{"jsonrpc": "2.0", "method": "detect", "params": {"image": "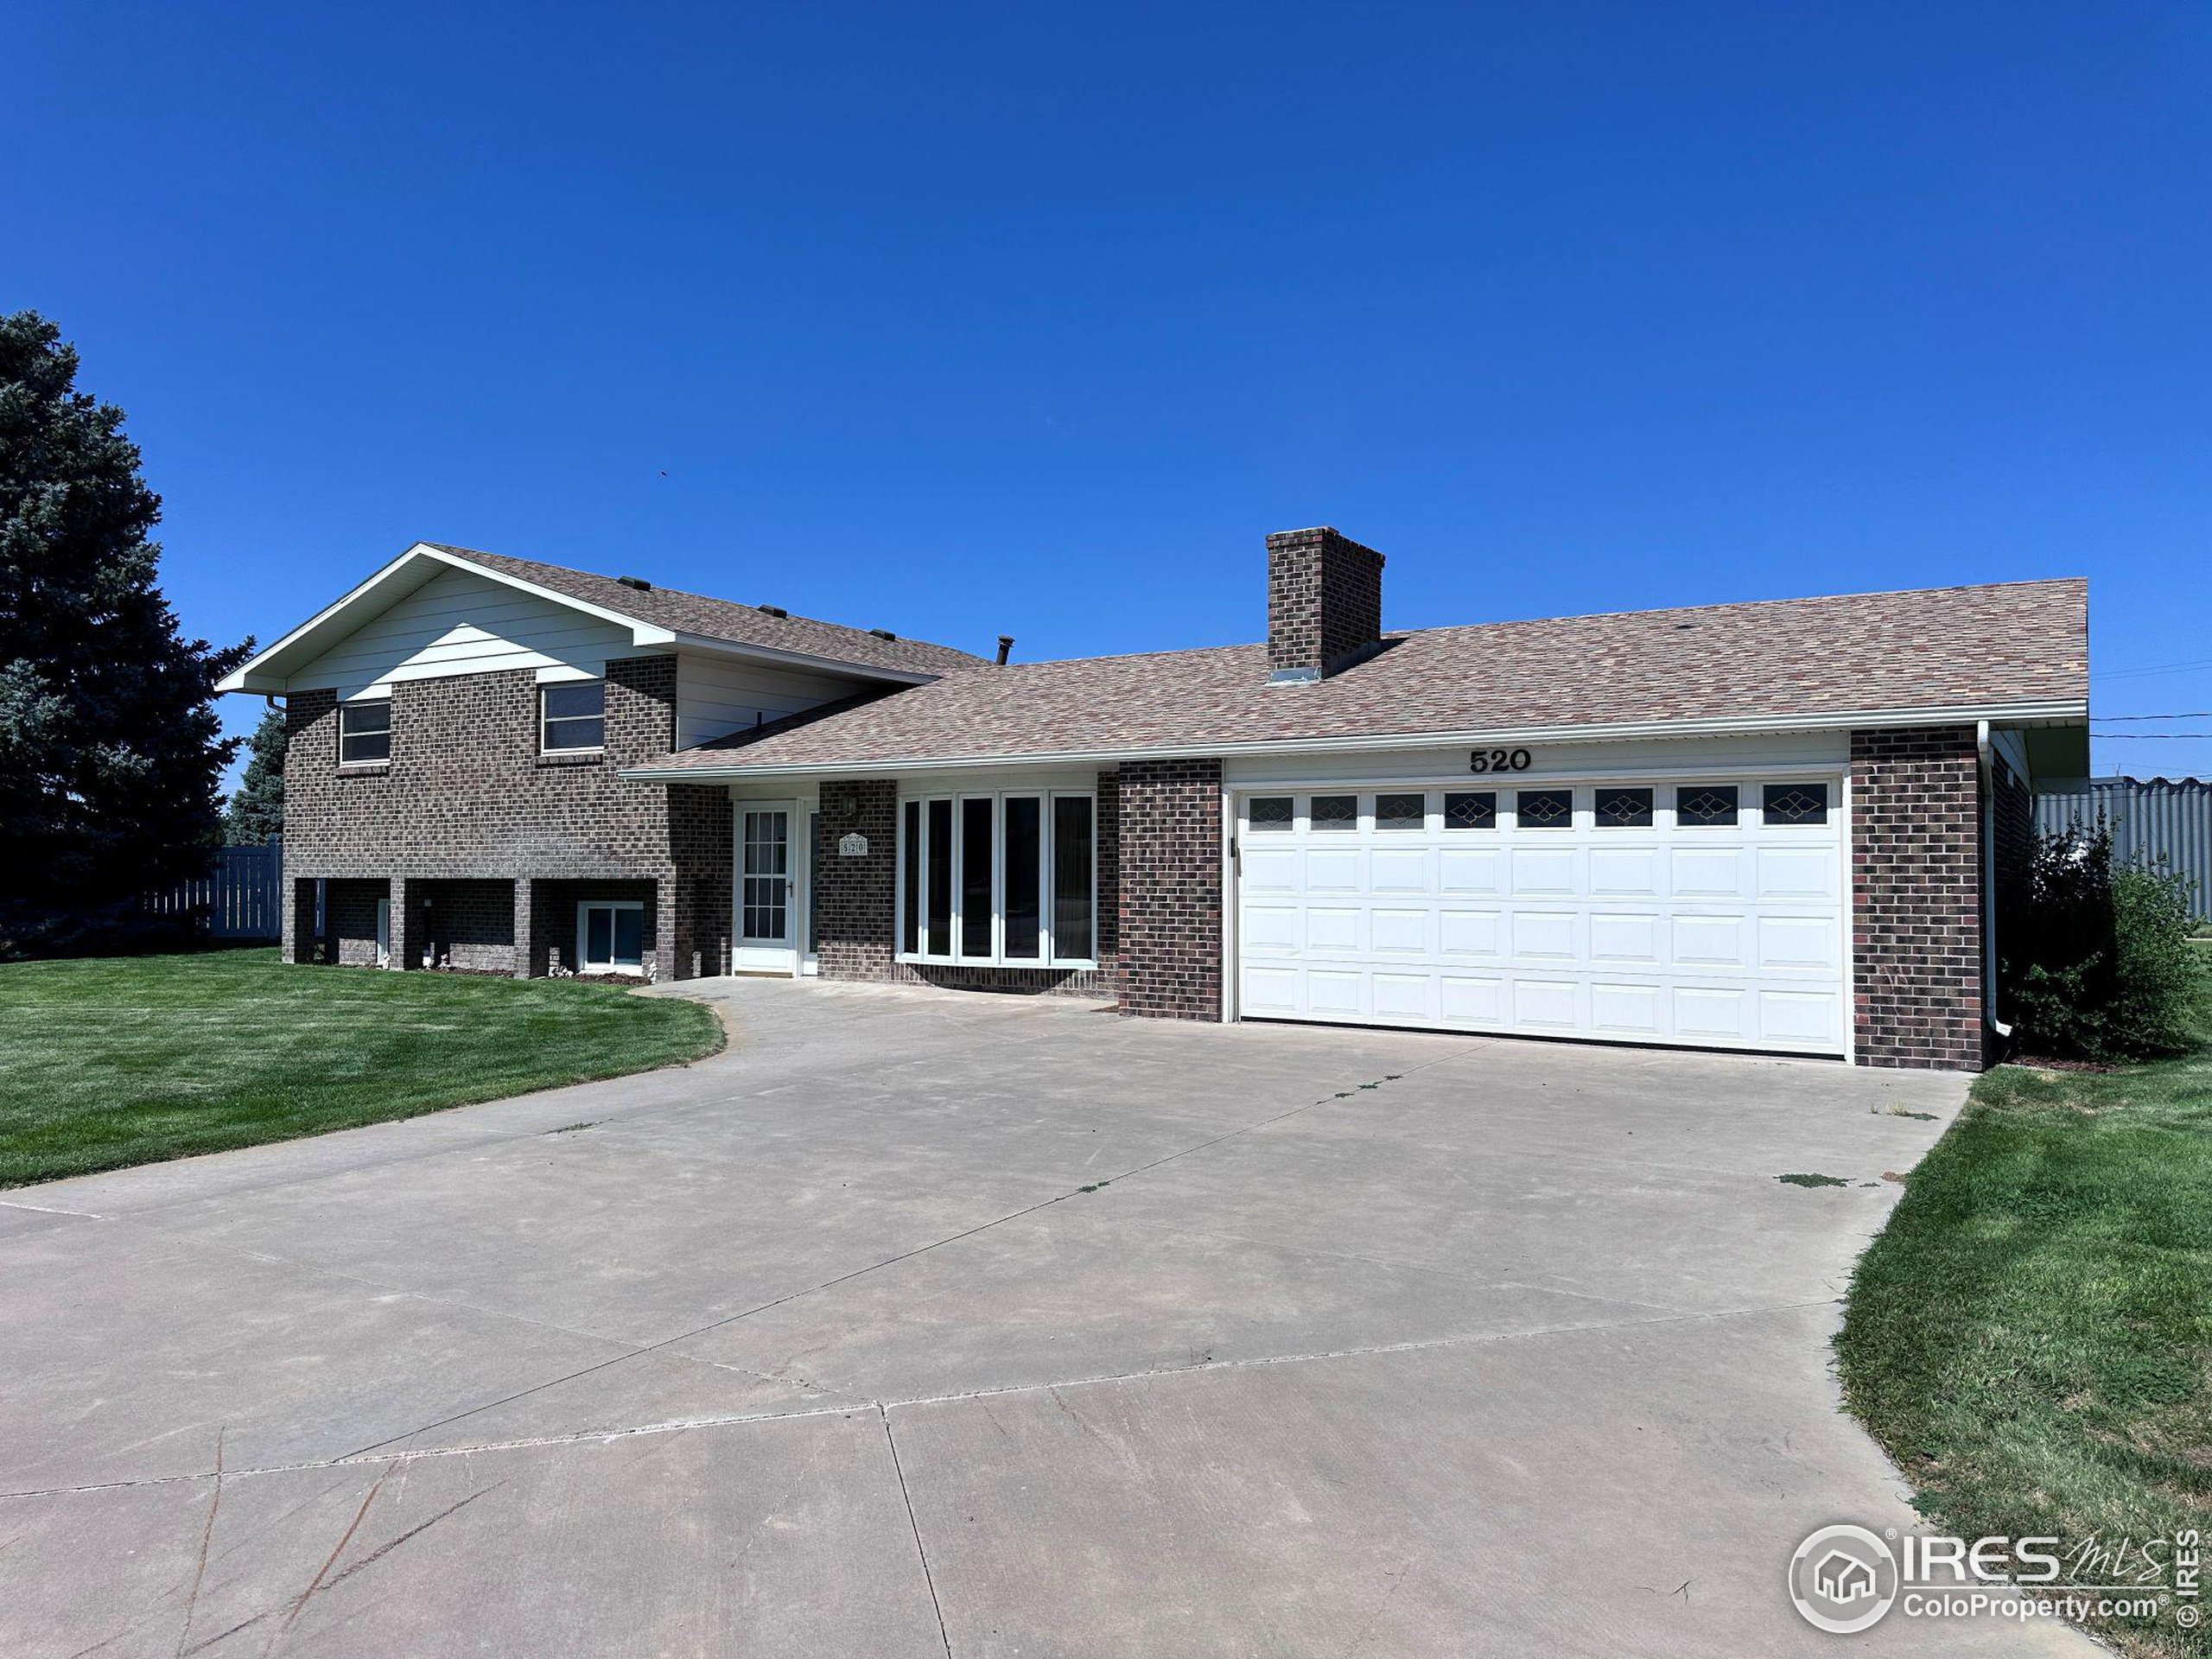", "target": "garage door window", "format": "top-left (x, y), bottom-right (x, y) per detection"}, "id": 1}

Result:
top-left (1764, 783), bottom-right (1830, 825)
top-left (1443, 791), bottom-right (1497, 830)
top-left (1516, 789), bottom-right (1573, 829)
top-left (899, 789), bottom-right (1096, 968)
top-left (1249, 797), bottom-right (1294, 831)
top-left (1311, 795), bottom-right (1357, 830)
top-left (1595, 787), bottom-right (1653, 828)
top-left (1676, 785), bottom-right (1738, 827)
top-left (1376, 792), bottom-right (1426, 830)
